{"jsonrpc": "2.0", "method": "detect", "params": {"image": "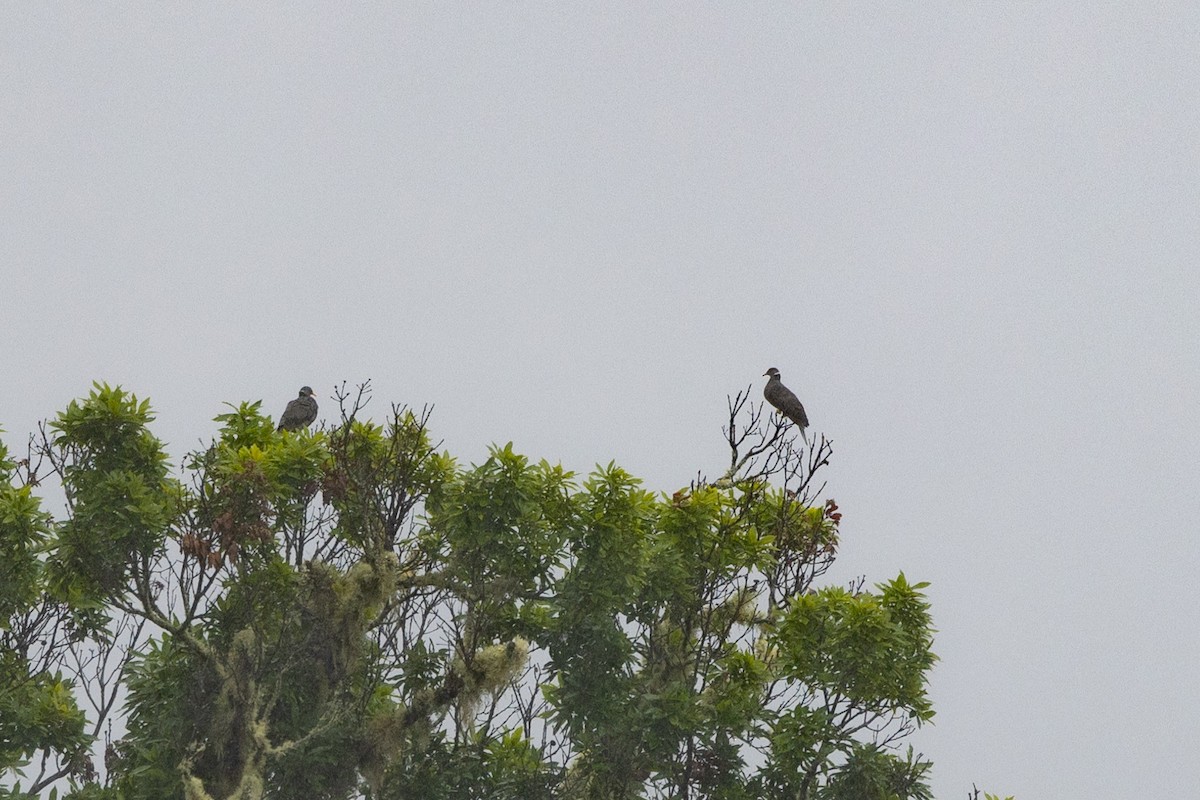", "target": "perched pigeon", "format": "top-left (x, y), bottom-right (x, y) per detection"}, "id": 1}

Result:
top-left (277, 386), bottom-right (318, 432)
top-left (763, 368), bottom-right (809, 444)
